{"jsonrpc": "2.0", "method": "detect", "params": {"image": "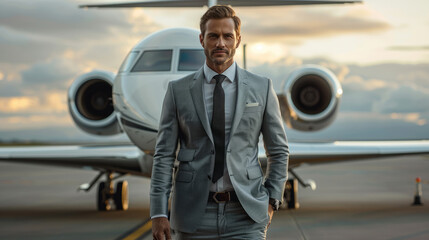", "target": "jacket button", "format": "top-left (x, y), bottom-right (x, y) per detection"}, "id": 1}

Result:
top-left (211, 149), bottom-right (214, 154)
top-left (208, 175), bottom-right (212, 180)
